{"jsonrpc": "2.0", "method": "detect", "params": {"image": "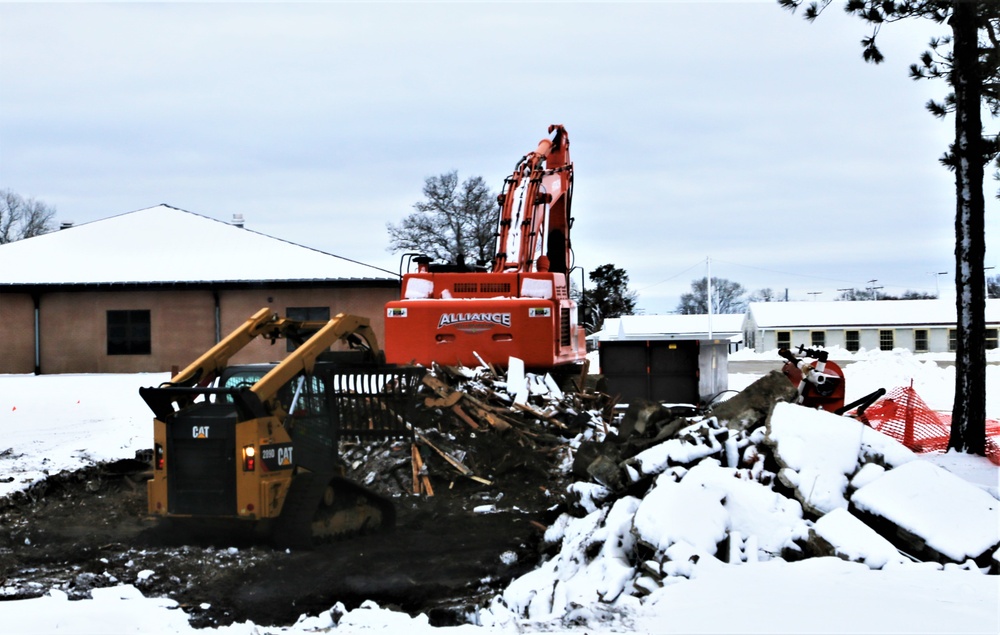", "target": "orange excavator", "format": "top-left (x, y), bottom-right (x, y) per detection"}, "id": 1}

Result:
top-left (384, 125), bottom-right (586, 371)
